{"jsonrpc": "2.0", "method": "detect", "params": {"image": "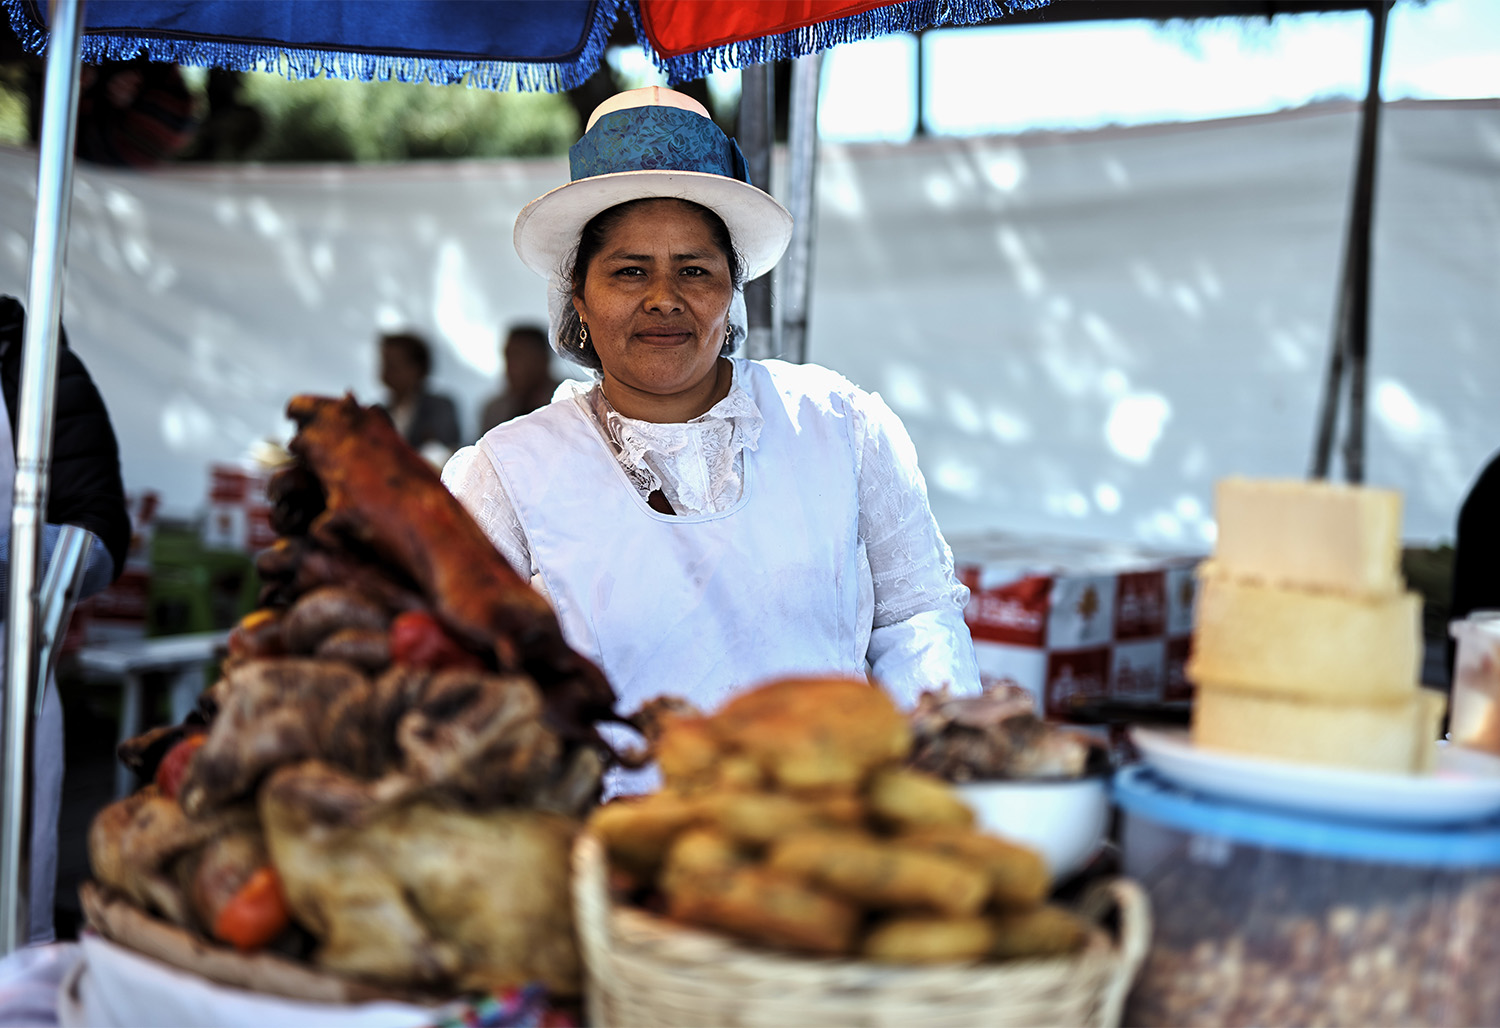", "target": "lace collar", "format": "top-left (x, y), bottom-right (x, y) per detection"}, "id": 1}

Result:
top-left (587, 360), bottom-right (763, 514)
